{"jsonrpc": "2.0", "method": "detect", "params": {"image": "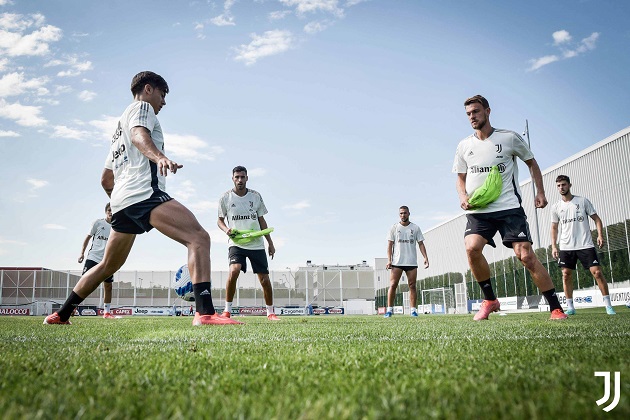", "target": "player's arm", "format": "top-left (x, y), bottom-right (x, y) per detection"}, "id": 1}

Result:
top-left (456, 173), bottom-right (470, 210)
top-left (590, 214), bottom-right (605, 248)
top-left (550, 222), bottom-right (560, 259)
top-left (130, 126), bottom-right (182, 176)
top-left (386, 240), bottom-right (394, 269)
top-left (418, 241), bottom-right (429, 268)
top-left (217, 217), bottom-right (233, 237)
top-left (258, 216), bottom-right (275, 260)
top-left (524, 158), bottom-right (547, 208)
top-left (78, 235), bottom-right (92, 263)
top-left (101, 168), bottom-right (114, 197)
